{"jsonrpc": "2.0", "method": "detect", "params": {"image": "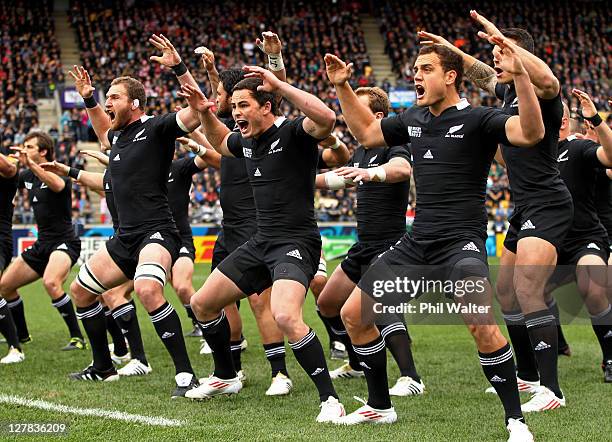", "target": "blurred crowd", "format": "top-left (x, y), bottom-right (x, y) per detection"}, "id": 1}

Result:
top-left (5, 0), bottom-right (611, 226)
